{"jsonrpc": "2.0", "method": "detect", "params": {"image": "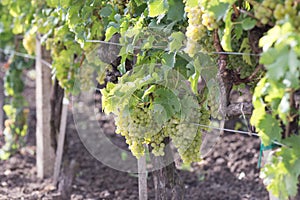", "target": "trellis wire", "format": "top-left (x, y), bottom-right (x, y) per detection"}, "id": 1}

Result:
top-left (0, 39), bottom-right (260, 68)
top-left (0, 48), bottom-right (52, 68)
top-left (86, 39), bottom-right (261, 57)
top-left (188, 122), bottom-right (287, 148)
top-left (3, 42), bottom-right (285, 147)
